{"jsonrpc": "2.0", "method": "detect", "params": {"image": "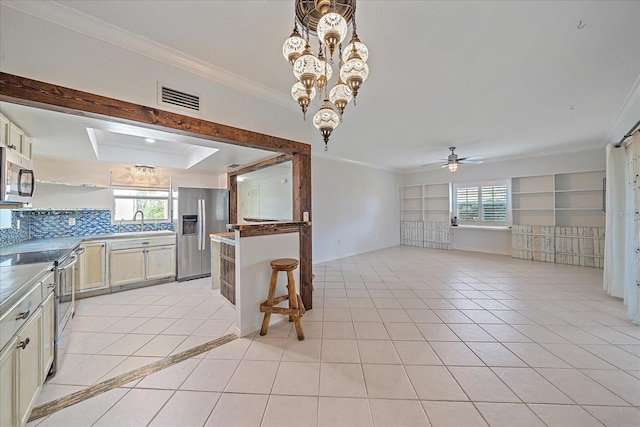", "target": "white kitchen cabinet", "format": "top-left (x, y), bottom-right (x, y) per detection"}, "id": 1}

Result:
top-left (0, 113), bottom-right (9, 149)
top-left (146, 245), bottom-right (176, 281)
top-left (8, 122), bottom-right (24, 155)
top-left (0, 335), bottom-right (18, 427)
top-left (21, 135), bottom-right (32, 160)
top-left (109, 248), bottom-right (146, 287)
top-left (108, 235), bottom-right (176, 288)
top-left (2, 117), bottom-right (33, 161)
top-left (18, 307), bottom-right (43, 427)
top-left (74, 241), bottom-right (107, 293)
